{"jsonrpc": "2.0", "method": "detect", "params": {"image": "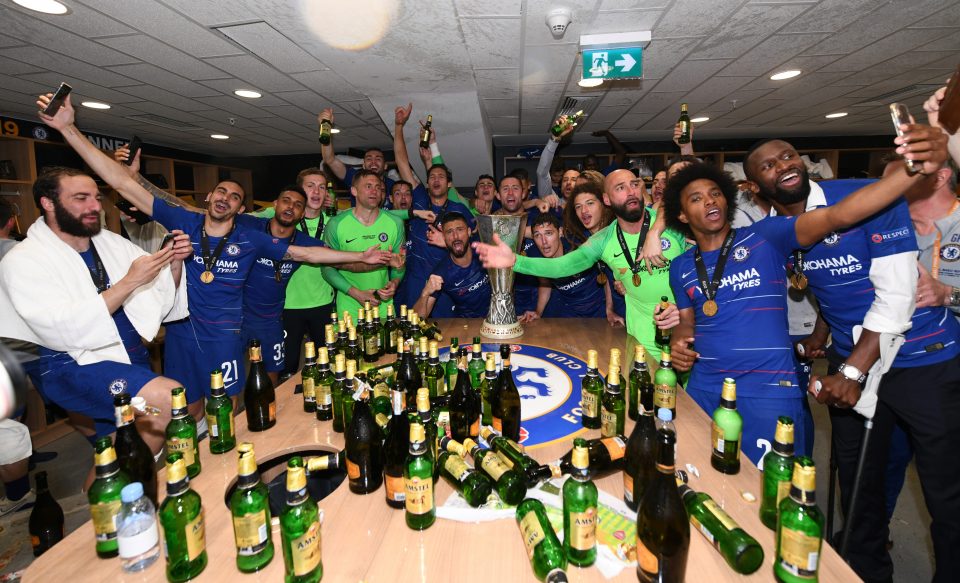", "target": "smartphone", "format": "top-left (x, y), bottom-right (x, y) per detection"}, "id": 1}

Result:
top-left (889, 102), bottom-right (919, 173)
top-left (115, 198), bottom-right (152, 225)
top-left (42, 82), bottom-right (72, 116)
top-left (124, 135), bottom-right (142, 166)
top-left (937, 64), bottom-right (960, 134)
top-left (158, 233), bottom-right (176, 252)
